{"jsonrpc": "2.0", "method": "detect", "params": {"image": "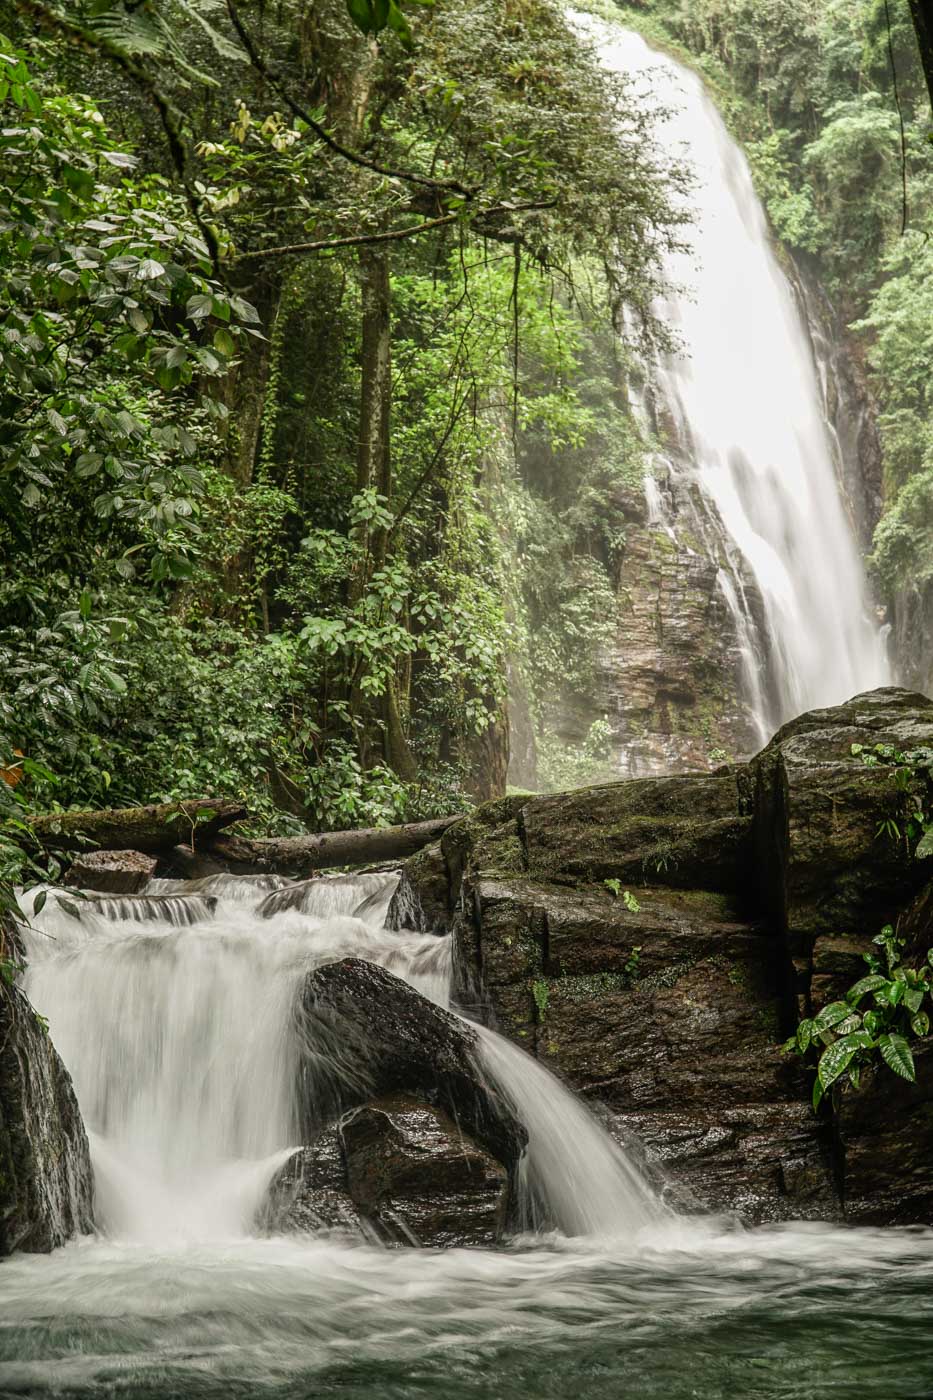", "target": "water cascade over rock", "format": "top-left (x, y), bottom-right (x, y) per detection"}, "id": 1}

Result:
top-left (554, 17), bottom-right (892, 774)
top-left (16, 871), bottom-right (660, 1248)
